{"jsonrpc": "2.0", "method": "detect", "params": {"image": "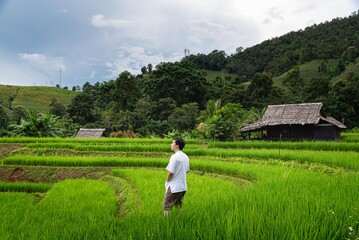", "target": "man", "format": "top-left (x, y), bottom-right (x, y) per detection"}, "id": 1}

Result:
top-left (163, 137), bottom-right (190, 217)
